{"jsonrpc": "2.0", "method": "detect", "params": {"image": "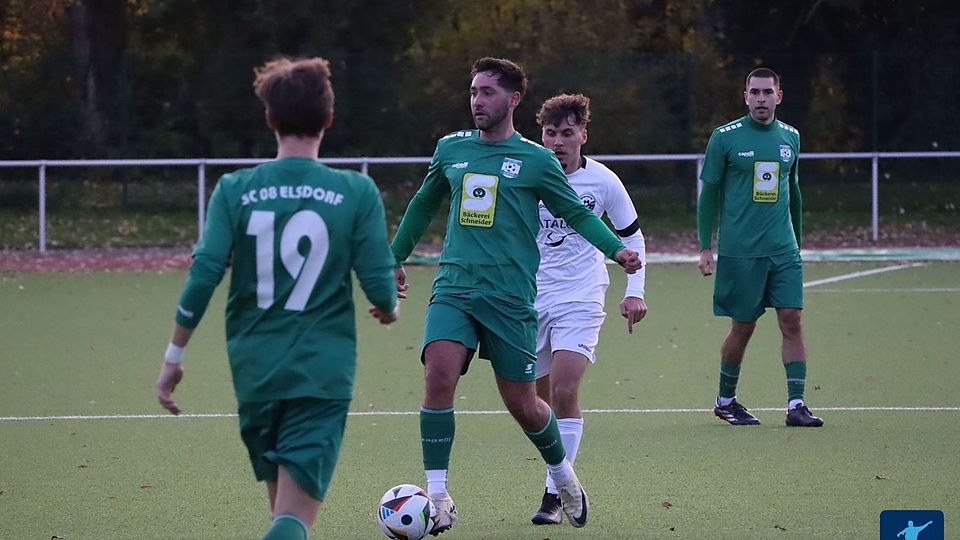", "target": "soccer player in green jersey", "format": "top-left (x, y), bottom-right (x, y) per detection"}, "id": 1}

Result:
top-left (390, 57), bottom-right (642, 533)
top-left (154, 57), bottom-right (399, 540)
top-left (697, 67), bottom-right (823, 428)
